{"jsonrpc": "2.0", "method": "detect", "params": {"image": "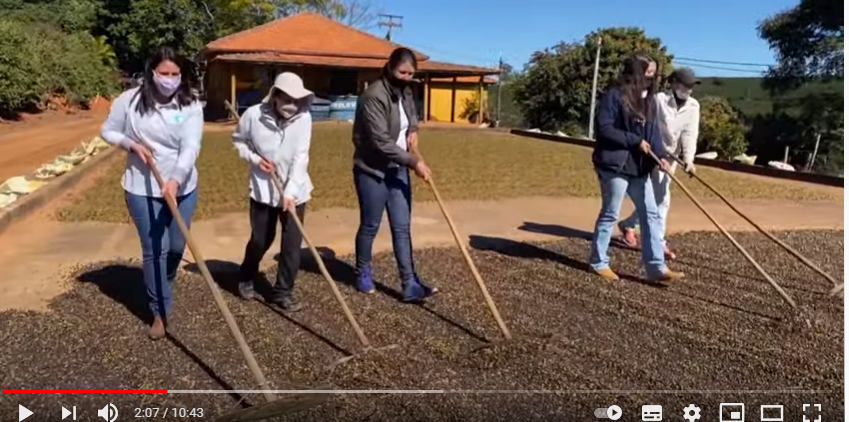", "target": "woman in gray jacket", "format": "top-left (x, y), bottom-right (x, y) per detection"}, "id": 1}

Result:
top-left (351, 47), bottom-right (436, 303)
